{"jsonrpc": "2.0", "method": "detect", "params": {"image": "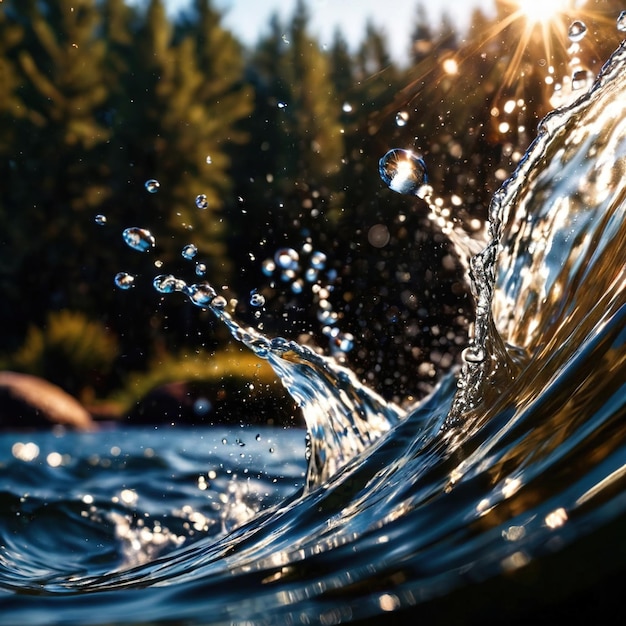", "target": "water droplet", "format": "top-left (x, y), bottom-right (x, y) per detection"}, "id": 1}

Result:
top-left (462, 346), bottom-right (486, 363)
top-left (262, 259), bottom-right (276, 276)
top-left (250, 291), bottom-right (265, 307)
top-left (187, 282), bottom-right (217, 307)
top-left (342, 102), bottom-right (353, 113)
top-left (123, 227), bottom-right (155, 252)
top-left (195, 262), bottom-right (207, 276)
top-left (310, 251), bottom-right (327, 270)
top-left (333, 332), bottom-right (354, 352)
top-left (205, 155), bottom-right (213, 165)
top-left (144, 179), bottom-right (160, 193)
top-left (95, 214), bottom-right (107, 226)
top-left (195, 194), bottom-right (208, 210)
top-left (274, 247), bottom-right (299, 271)
top-left (568, 20), bottom-right (587, 42)
top-left (153, 274), bottom-right (187, 294)
top-left (193, 398), bottom-right (212, 415)
top-left (395, 111), bottom-right (409, 127)
top-left (211, 295), bottom-right (227, 310)
top-left (379, 149), bottom-right (429, 197)
top-left (277, 102), bottom-right (287, 109)
top-left (618, 11), bottom-right (626, 32)
top-left (182, 244), bottom-right (198, 260)
top-left (114, 272), bottom-right (135, 290)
